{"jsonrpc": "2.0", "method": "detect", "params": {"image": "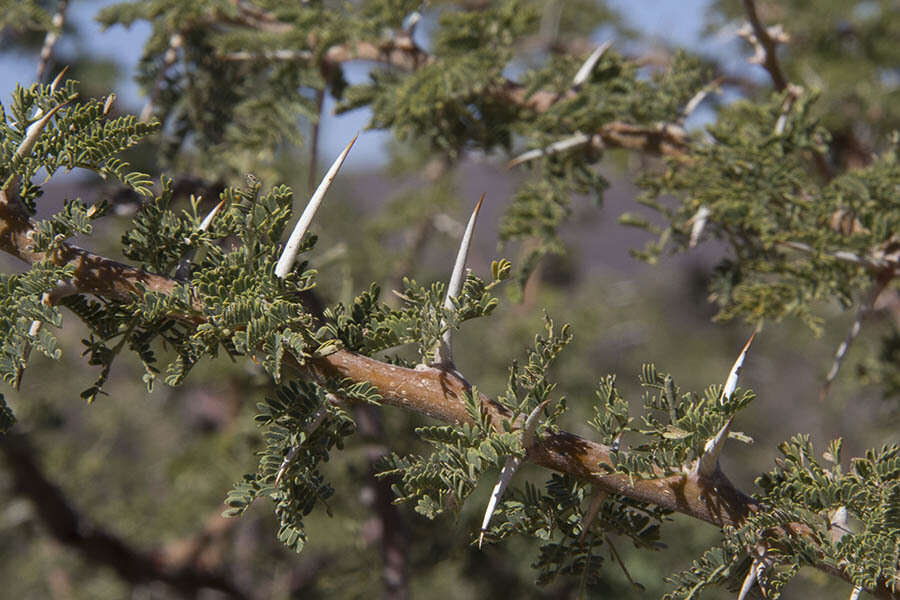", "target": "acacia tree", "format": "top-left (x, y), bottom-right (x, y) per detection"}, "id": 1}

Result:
top-left (0, 1), bottom-right (898, 598)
